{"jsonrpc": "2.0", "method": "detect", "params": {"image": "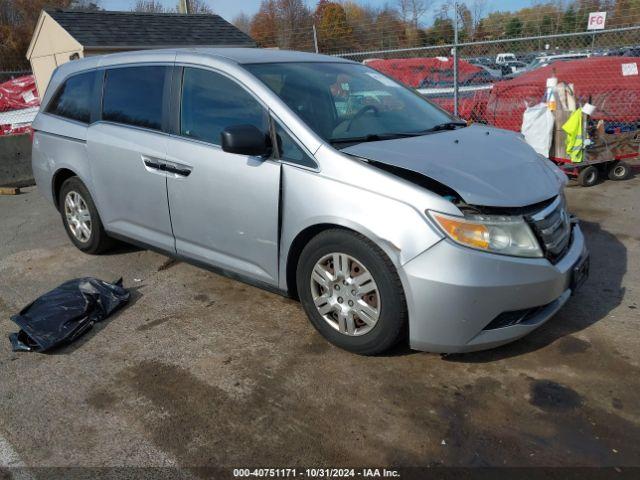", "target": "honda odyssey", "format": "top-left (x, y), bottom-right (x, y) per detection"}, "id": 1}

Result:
top-left (31, 48), bottom-right (589, 354)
